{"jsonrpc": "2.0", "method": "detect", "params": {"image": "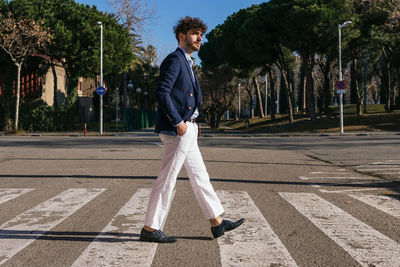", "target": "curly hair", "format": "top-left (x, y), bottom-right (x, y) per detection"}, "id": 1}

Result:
top-left (173, 16), bottom-right (207, 41)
